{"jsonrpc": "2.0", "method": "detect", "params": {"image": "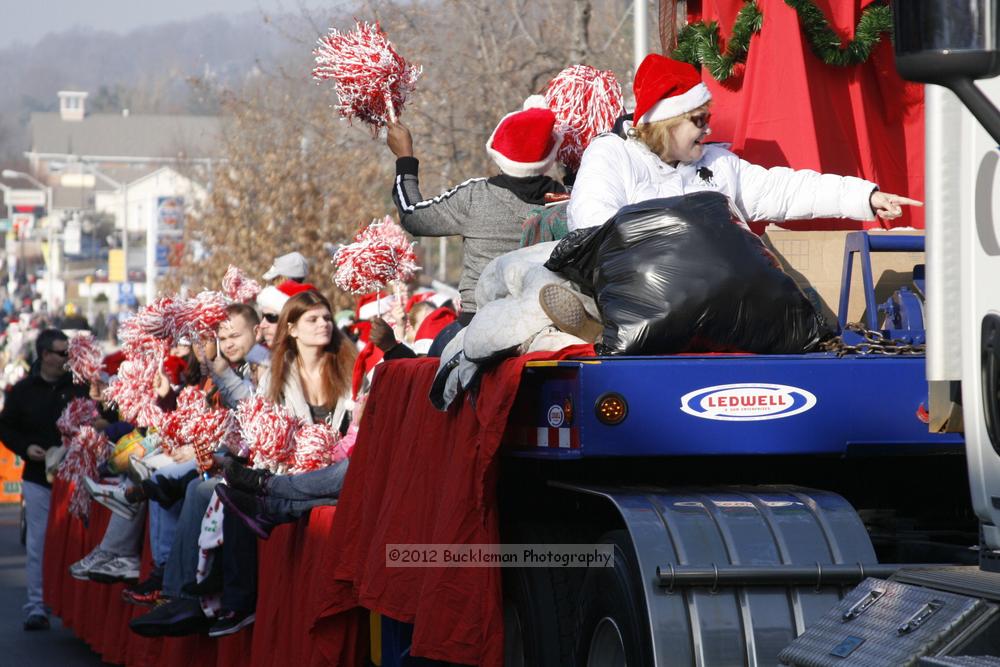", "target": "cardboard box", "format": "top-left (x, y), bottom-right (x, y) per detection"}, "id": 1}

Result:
top-left (762, 229), bottom-right (925, 328)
